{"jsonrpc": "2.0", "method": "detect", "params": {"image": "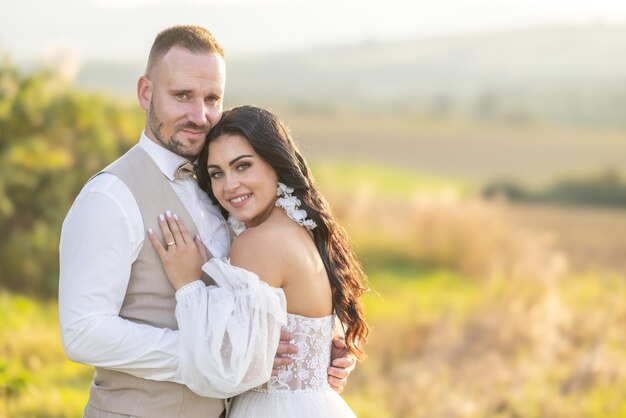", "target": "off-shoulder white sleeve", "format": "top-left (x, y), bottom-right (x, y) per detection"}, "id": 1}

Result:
top-left (173, 258), bottom-right (287, 398)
